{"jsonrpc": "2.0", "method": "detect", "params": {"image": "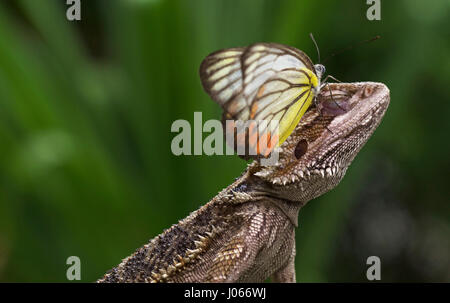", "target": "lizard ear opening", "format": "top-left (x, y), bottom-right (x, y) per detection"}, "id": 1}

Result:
top-left (294, 139), bottom-right (308, 159)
